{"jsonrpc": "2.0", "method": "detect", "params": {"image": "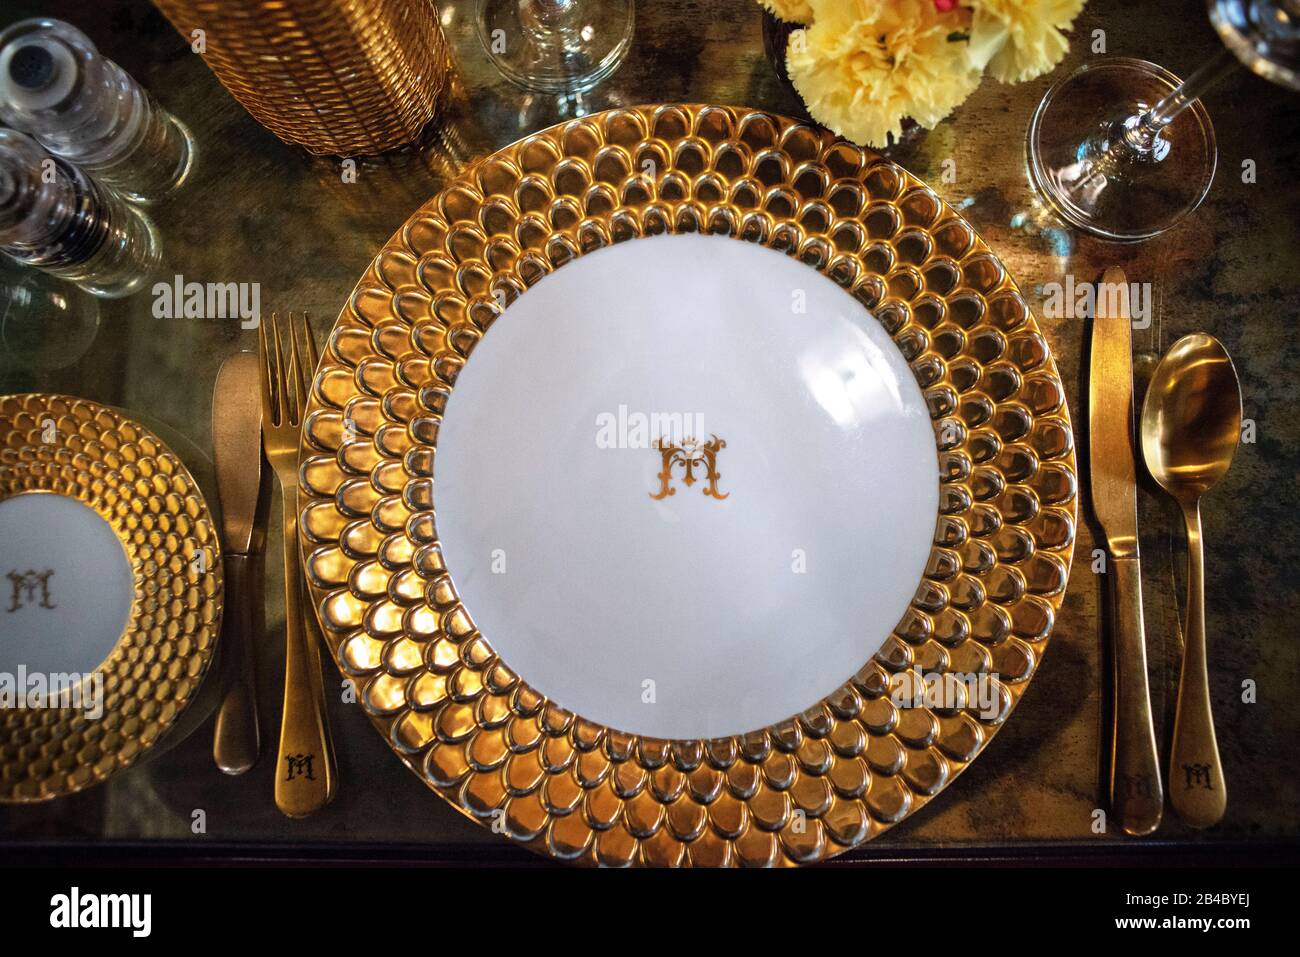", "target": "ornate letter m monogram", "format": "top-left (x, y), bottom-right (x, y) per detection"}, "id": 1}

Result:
top-left (6, 569), bottom-right (56, 613)
top-left (649, 435), bottom-right (729, 501)
top-left (284, 752), bottom-right (316, 781)
top-left (1116, 772), bottom-right (1154, 799)
top-left (1182, 762), bottom-right (1214, 791)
